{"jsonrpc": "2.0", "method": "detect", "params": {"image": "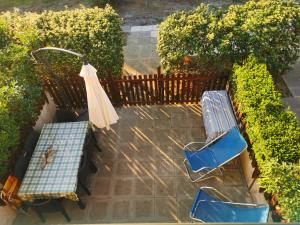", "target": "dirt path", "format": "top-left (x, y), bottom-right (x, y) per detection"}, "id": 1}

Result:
top-left (115, 0), bottom-right (236, 25)
top-left (0, 0), bottom-right (90, 12)
top-left (0, 0), bottom-right (238, 26)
